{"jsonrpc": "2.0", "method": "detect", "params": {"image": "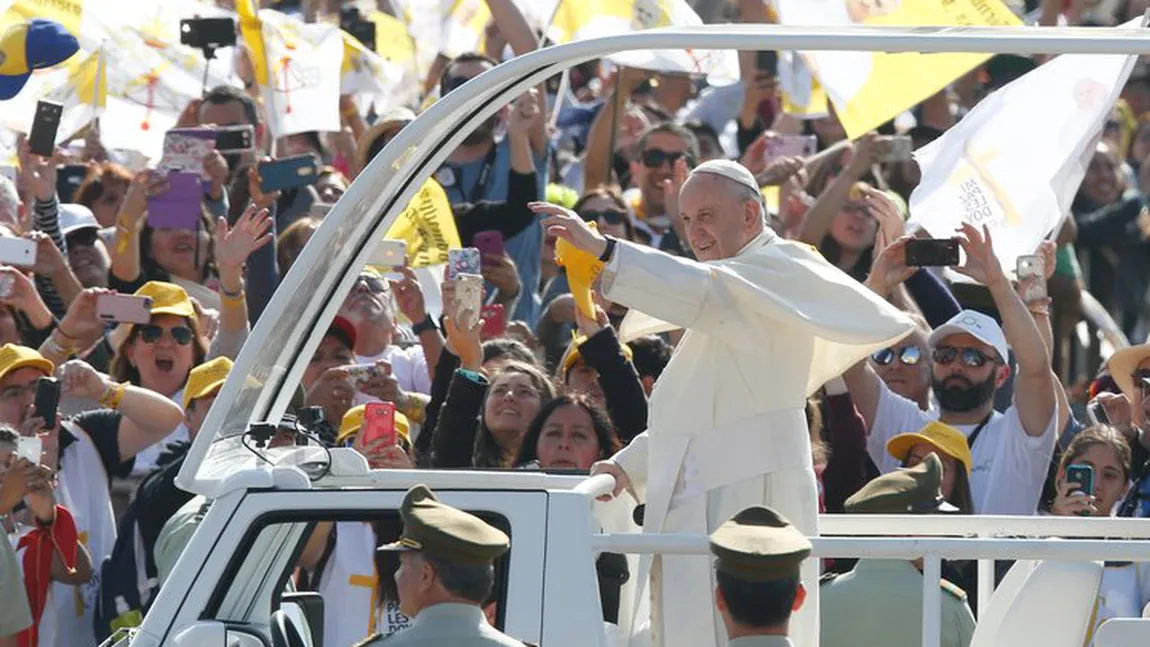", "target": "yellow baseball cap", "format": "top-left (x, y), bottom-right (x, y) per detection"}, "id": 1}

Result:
top-left (886, 421), bottom-right (973, 476)
top-left (337, 404), bottom-right (410, 448)
top-left (0, 344), bottom-right (53, 382)
top-left (136, 281), bottom-right (196, 319)
top-left (560, 332), bottom-right (633, 377)
top-left (183, 357), bottom-right (233, 410)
